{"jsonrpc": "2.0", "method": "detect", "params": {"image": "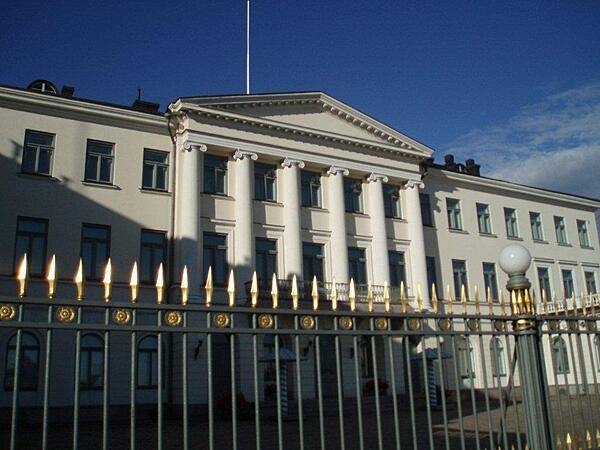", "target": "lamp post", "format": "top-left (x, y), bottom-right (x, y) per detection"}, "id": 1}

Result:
top-left (498, 244), bottom-right (555, 450)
